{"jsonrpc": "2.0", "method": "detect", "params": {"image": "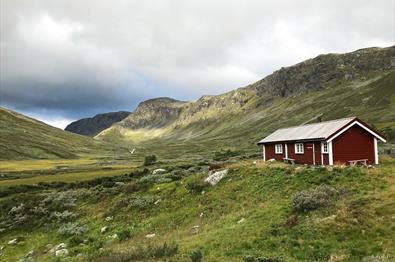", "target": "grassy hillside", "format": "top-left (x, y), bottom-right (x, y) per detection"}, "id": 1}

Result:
top-left (96, 46), bottom-right (395, 163)
top-left (0, 108), bottom-right (125, 160)
top-left (0, 157), bottom-right (394, 261)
